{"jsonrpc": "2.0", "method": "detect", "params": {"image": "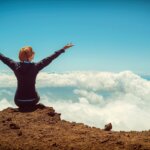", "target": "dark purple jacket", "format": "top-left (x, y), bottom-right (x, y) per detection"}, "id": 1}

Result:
top-left (0, 48), bottom-right (65, 101)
